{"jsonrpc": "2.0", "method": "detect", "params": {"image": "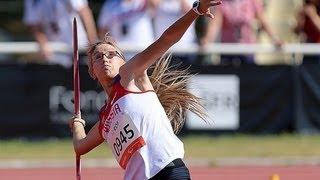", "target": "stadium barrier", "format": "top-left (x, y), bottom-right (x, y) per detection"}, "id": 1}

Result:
top-left (0, 42), bottom-right (319, 137)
